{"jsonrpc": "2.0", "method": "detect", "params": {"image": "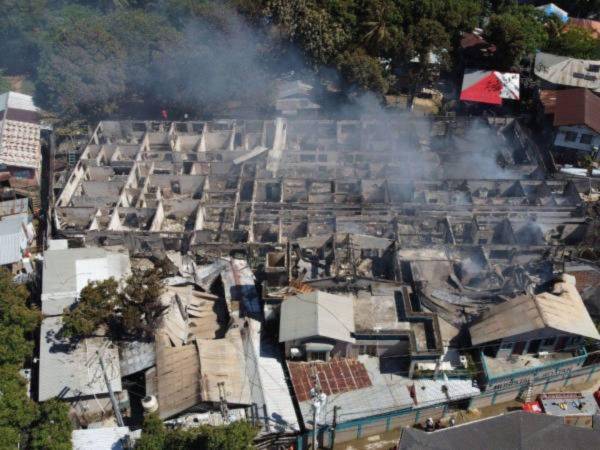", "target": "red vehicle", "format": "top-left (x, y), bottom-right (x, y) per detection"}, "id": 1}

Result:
top-left (594, 388), bottom-right (600, 407)
top-left (522, 401), bottom-right (543, 413)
